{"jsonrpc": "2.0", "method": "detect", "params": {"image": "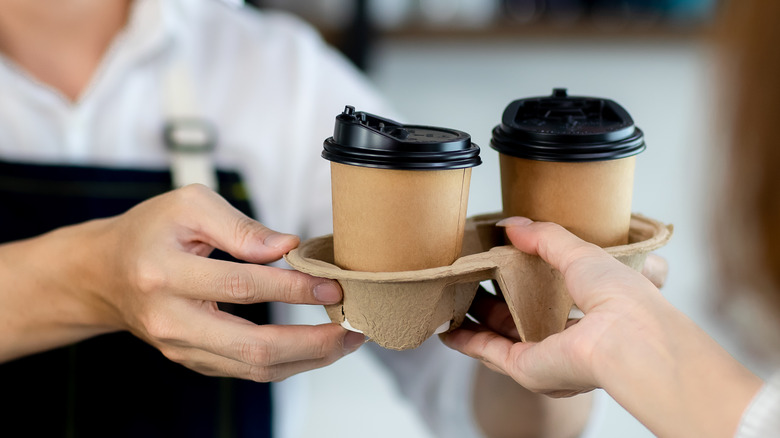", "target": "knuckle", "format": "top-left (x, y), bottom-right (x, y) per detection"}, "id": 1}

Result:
top-left (238, 336), bottom-right (275, 367)
top-left (308, 331), bottom-right (332, 360)
top-left (303, 327), bottom-right (342, 364)
top-left (223, 270), bottom-right (255, 303)
top-left (570, 331), bottom-right (596, 361)
top-left (474, 331), bottom-right (497, 355)
top-left (134, 261), bottom-right (169, 295)
top-left (563, 329), bottom-right (597, 371)
top-left (248, 365), bottom-right (279, 383)
top-left (169, 184), bottom-right (213, 211)
top-left (279, 272), bottom-right (312, 303)
top-left (142, 312), bottom-right (178, 344)
top-left (178, 183), bottom-right (211, 199)
top-left (261, 271), bottom-right (309, 304)
top-left (158, 345), bottom-right (185, 364)
top-left (232, 215), bottom-right (261, 250)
